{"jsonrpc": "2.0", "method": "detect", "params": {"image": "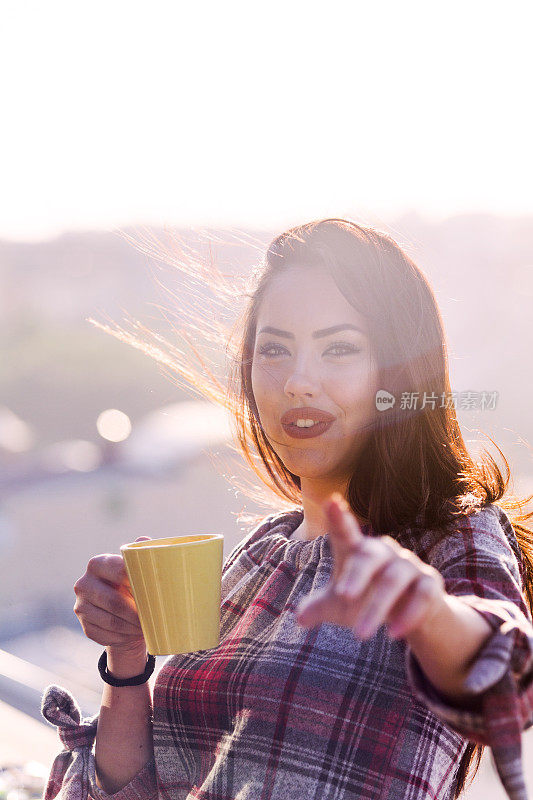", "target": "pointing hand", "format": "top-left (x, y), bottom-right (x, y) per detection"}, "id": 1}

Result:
top-left (295, 493), bottom-right (446, 641)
